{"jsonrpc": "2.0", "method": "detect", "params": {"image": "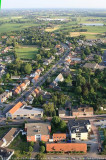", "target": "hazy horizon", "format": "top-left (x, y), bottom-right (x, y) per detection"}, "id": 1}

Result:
top-left (1, 0), bottom-right (106, 9)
